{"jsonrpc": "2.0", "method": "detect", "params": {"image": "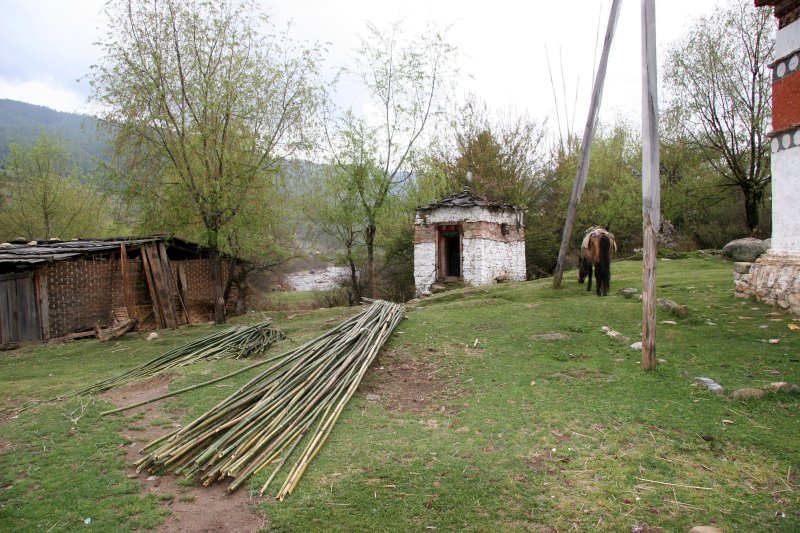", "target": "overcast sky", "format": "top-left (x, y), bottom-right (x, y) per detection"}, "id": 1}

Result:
top-left (0, 0), bottom-right (744, 133)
